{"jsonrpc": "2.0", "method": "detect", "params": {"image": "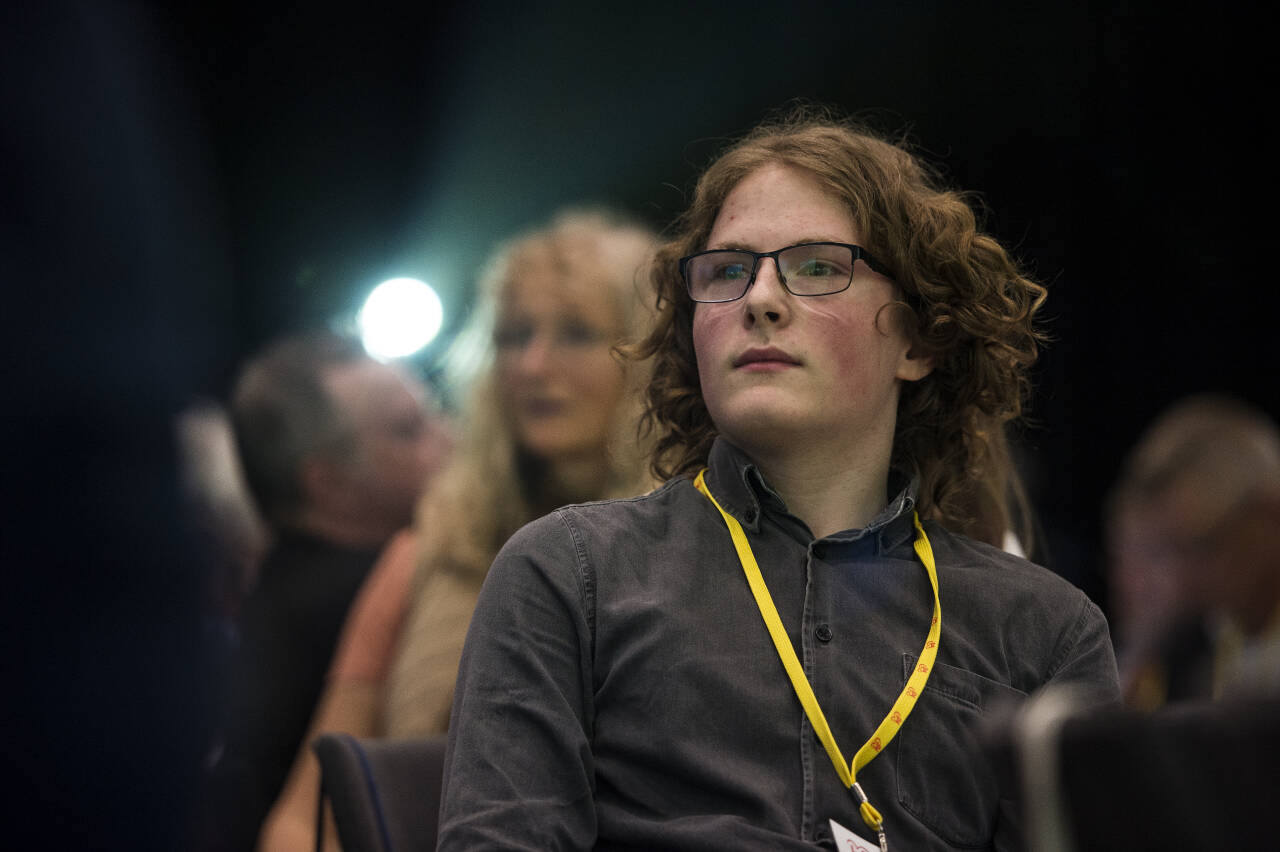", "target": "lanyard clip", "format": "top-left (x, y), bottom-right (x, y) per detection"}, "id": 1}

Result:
top-left (851, 783), bottom-right (889, 852)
